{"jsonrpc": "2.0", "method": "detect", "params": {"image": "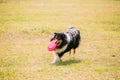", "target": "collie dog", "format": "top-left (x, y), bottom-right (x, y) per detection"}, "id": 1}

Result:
top-left (50, 27), bottom-right (81, 63)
